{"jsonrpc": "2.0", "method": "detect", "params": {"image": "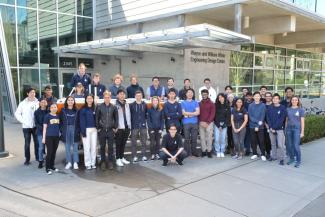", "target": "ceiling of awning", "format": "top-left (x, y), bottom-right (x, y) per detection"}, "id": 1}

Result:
top-left (57, 23), bottom-right (252, 56)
